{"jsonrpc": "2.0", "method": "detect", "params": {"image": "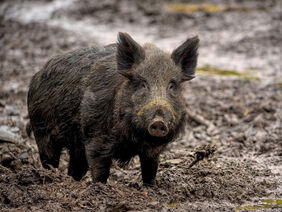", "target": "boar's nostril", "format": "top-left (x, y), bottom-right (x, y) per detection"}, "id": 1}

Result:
top-left (148, 118), bottom-right (169, 137)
